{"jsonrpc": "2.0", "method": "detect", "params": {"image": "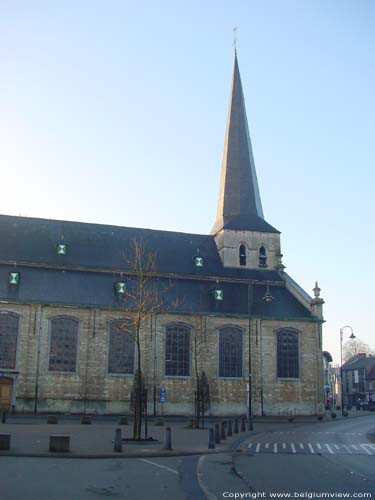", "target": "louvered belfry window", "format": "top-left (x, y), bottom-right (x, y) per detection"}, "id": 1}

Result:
top-left (49, 317), bottom-right (78, 372)
top-left (219, 327), bottom-right (242, 378)
top-left (108, 320), bottom-right (135, 374)
top-left (277, 329), bottom-right (299, 378)
top-left (165, 324), bottom-right (190, 376)
top-left (0, 312), bottom-right (19, 369)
